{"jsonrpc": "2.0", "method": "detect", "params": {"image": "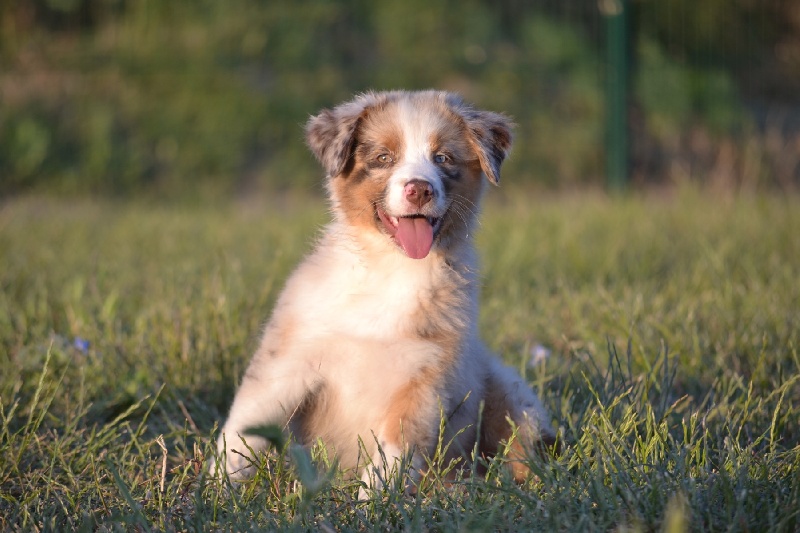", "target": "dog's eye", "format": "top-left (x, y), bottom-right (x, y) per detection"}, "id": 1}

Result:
top-left (376, 154), bottom-right (394, 164)
top-left (434, 153), bottom-right (450, 164)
